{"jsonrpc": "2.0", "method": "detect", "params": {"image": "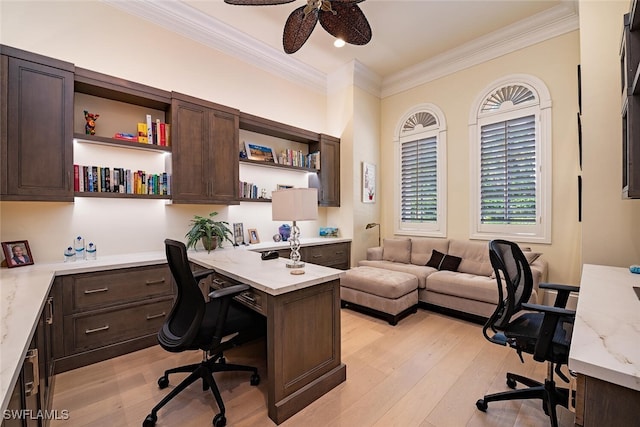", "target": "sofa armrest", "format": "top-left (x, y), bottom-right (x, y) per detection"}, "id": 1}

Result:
top-left (529, 258), bottom-right (548, 304)
top-left (367, 246), bottom-right (383, 261)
